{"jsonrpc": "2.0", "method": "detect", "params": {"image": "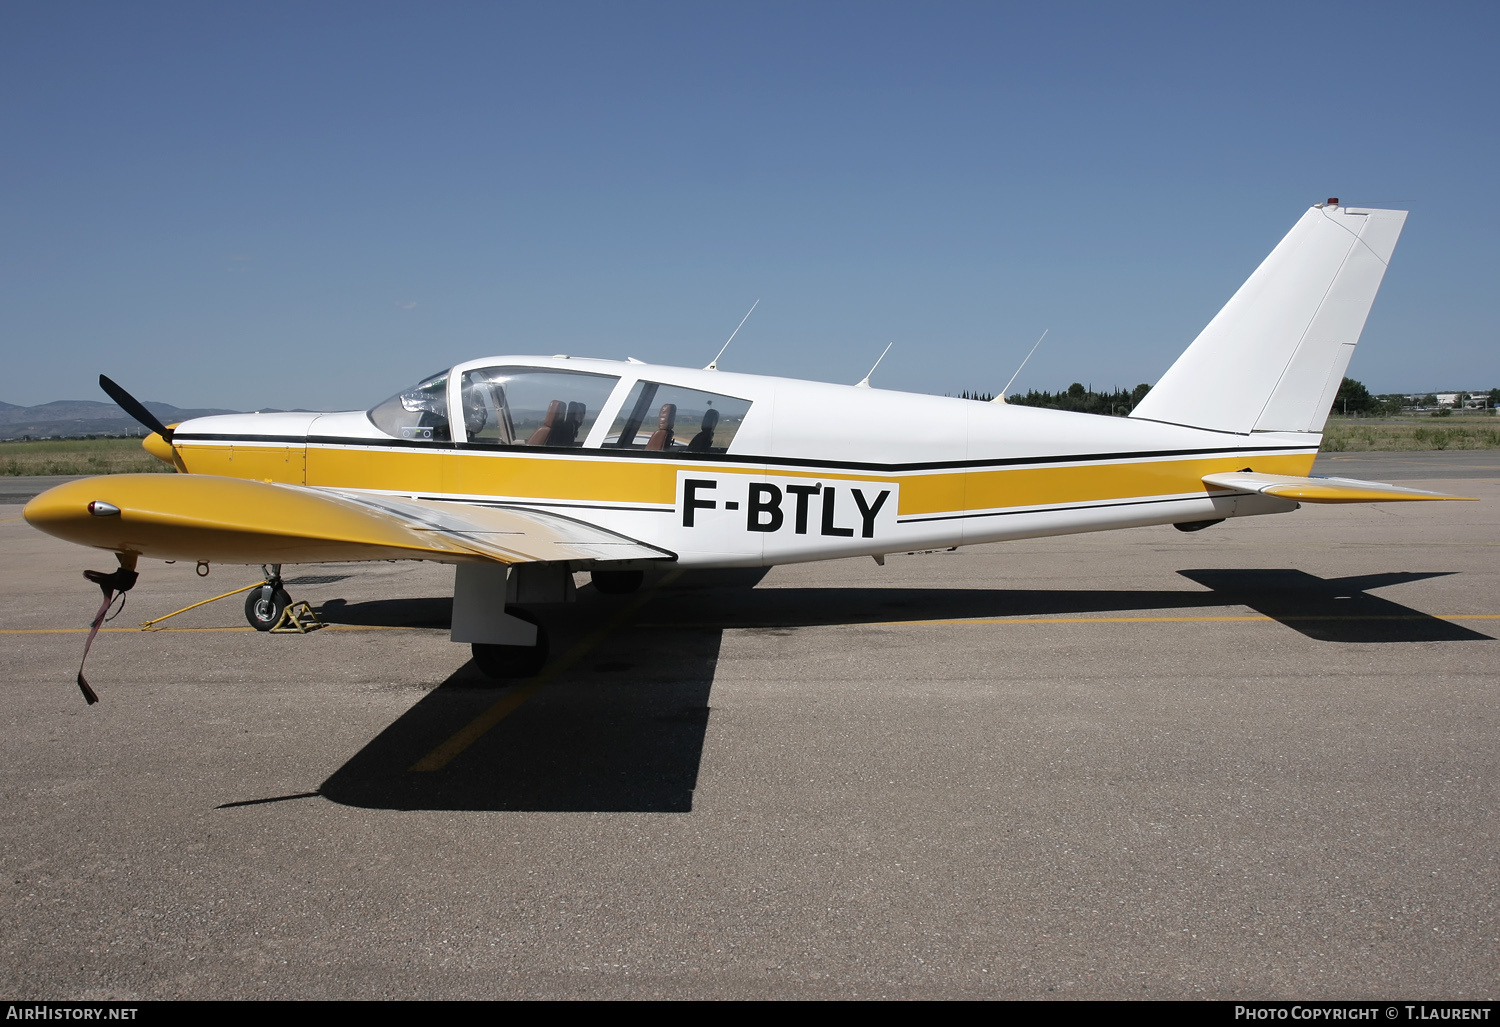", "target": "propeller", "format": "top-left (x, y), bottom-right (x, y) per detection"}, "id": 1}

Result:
top-left (99, 374), bottom-right (174, 443)
top-left (80, 375), bottom-right (160, 703)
